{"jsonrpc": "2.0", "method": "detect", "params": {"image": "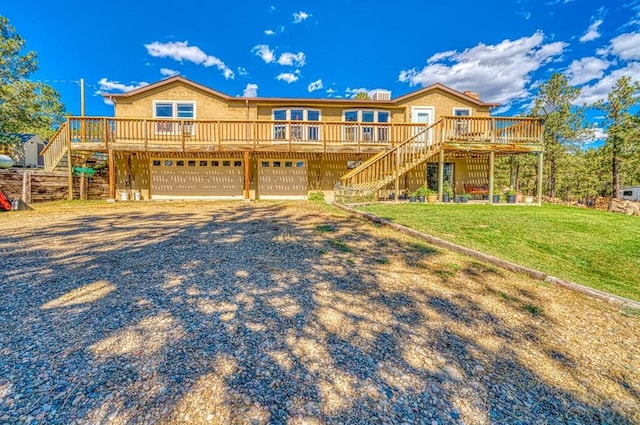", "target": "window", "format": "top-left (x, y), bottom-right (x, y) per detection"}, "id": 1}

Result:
top-left (261, 161), bottom-right (270, 168)
top-left (222, 160), bottom-right (231, 167)
top-left (273, 161), bottom-right (281, 167)
top-left (200, 160), bottom-right (208, 166)
top-left (164, 160), bottom-right (173, 166)
top-left (188, 160), bottom-right (196, 167)
top-left (212, 160), bottom-right (220, 167)
top-left (154, 101), bottom-right (196, 134)
top-left (152, 160), bottom-right (161, 166)
top-left (234, 161), bottom-right (242, 167)
top-left (176, 160), bottom-right (185, 166)
top-left (343, 110), bottom-right (390, 142)
top-left (427, 163), bottom-right (454, 191)
top-left (285, 161), bottom-right (293, 168)
top-left (296, 161), bottom-right (305, 167)
top-left (453, 108), bottom-right (472, 136)
top-left (272, 108), bottom-right (321, 141)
